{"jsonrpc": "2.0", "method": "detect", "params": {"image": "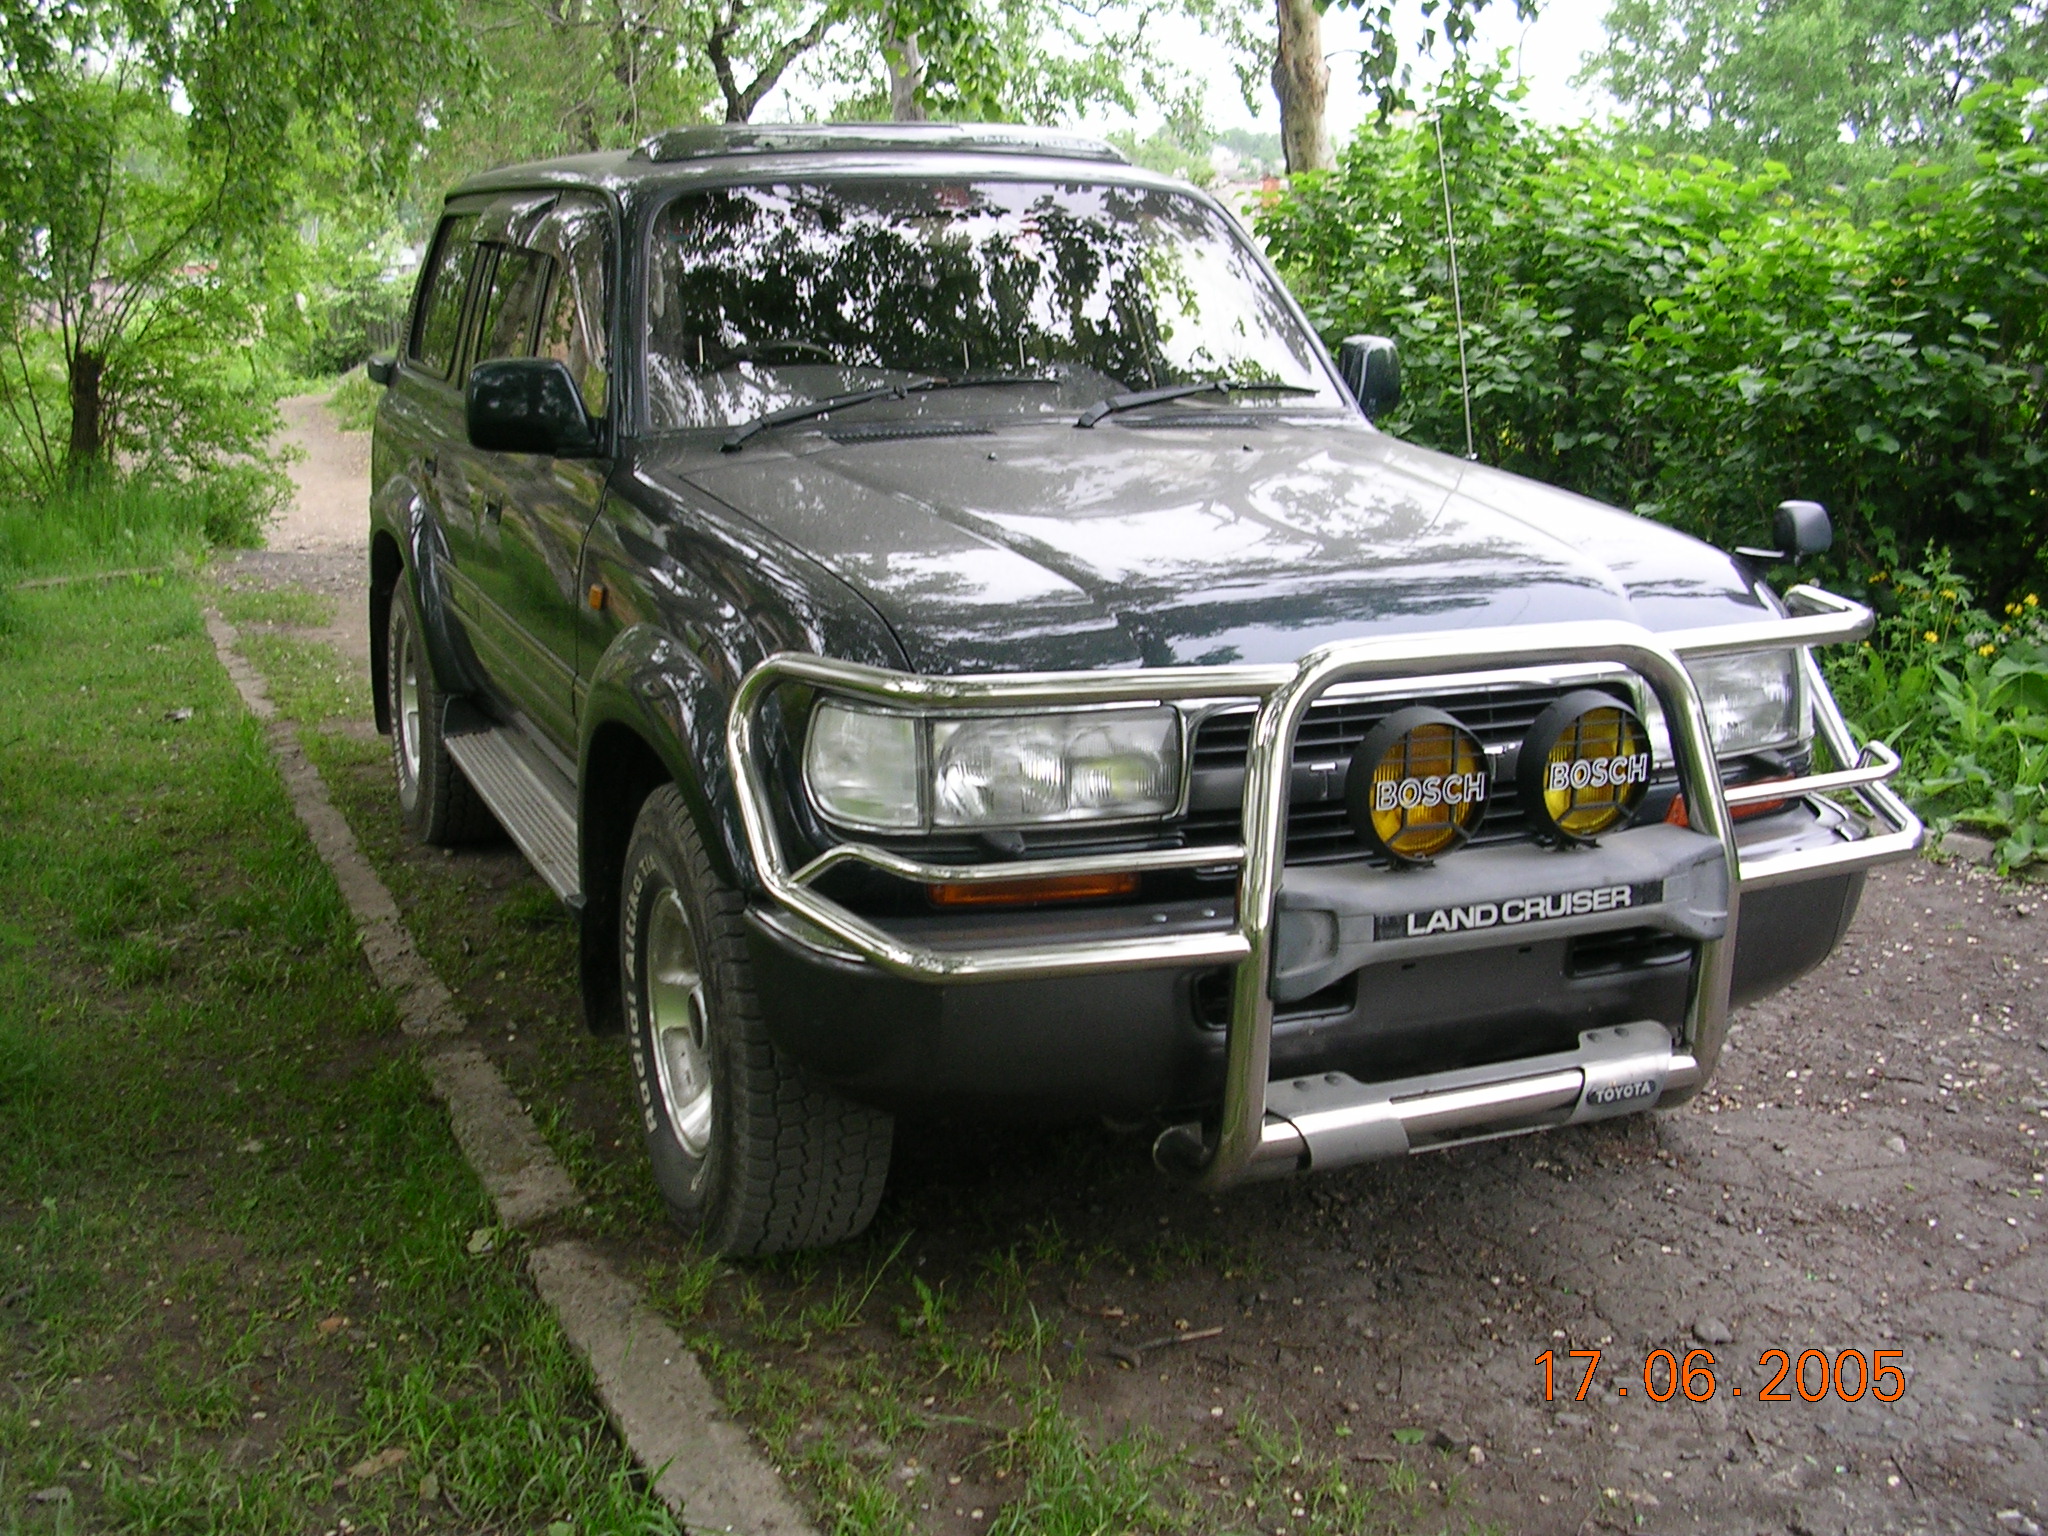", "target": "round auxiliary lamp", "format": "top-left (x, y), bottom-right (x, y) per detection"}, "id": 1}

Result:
top-left (1515, 690), bottom-right (1655, 845)
top-left (1343, 706), bottom-right (1491, 866)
